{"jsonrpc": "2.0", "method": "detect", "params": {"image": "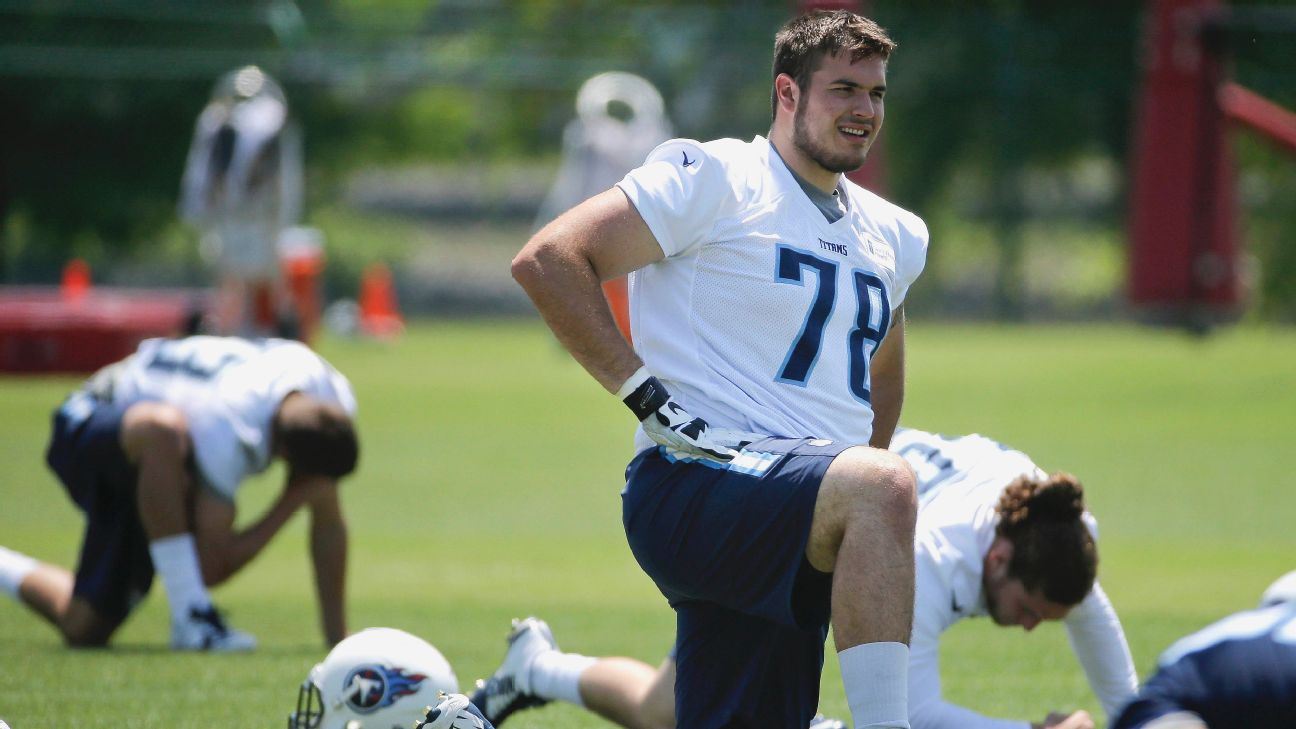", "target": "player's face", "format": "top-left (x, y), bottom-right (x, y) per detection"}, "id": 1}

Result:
top-left (791, 51), bottom-right (887, 174)
top-left (983, 575), bottom-right (1073, 631)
